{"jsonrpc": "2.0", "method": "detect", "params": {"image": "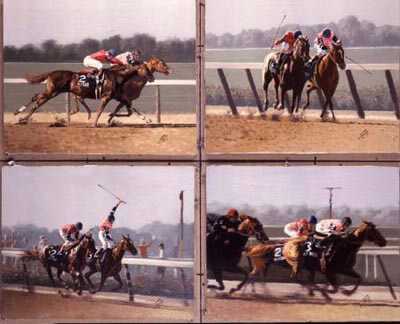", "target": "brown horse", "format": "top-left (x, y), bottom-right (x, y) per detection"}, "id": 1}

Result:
top-left (262, 36), bottom-right (310, 114)
top-left (303, 41), bottom-right (346, 120)
top-left (37, 232), bottom-right (96, 294)
top-left (15, 57), bottom-right (170, 127)
top-left (84, 235), bottom-right (137, 293)
top-left (247, 221), bottom-right (386, 298)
